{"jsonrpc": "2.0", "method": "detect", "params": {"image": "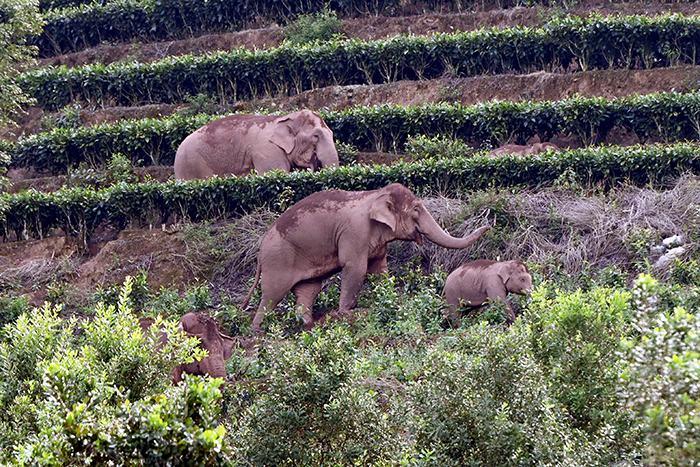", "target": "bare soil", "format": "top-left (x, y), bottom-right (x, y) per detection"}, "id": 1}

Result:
top-left (38, 2), bottom-right (700, 69)
top-left (0, 228), bottom-right (197, 305)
